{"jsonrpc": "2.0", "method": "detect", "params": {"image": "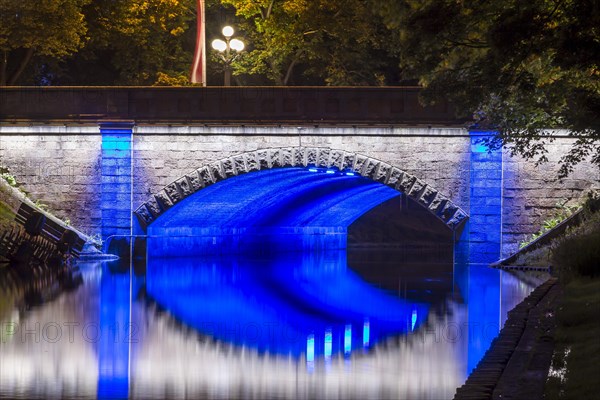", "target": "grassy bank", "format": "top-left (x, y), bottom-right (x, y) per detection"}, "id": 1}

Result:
top-left (0, 200), bottom-right (15, 230)
top-left (0, 198), bottom-right (18, 320)
top-left (544, 194), bottom-right (600, 399)
top-left (545, 278), bottom-right (600, 399)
